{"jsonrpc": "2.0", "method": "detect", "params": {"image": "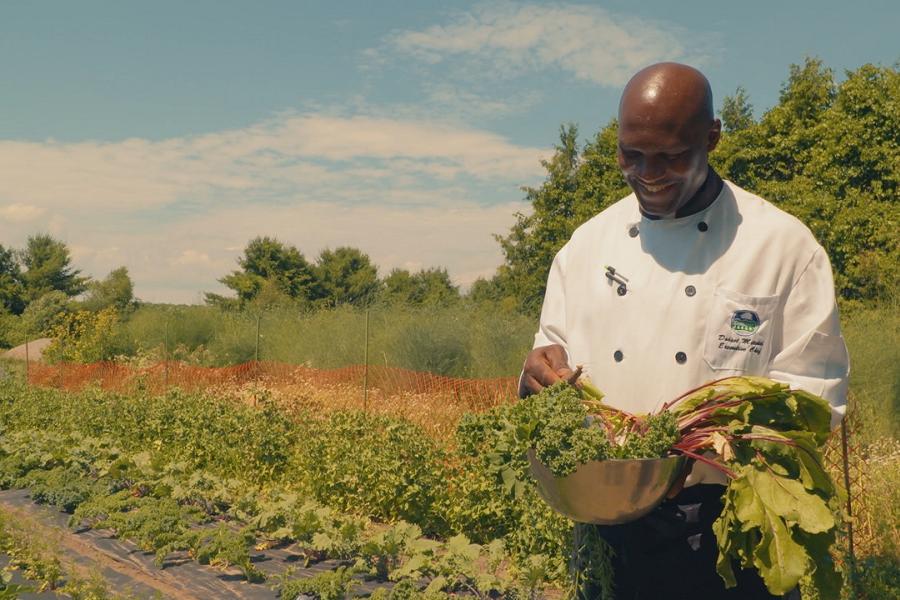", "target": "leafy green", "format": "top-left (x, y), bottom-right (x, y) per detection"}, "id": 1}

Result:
top-left (668, 377), bottom-right (842, 599)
